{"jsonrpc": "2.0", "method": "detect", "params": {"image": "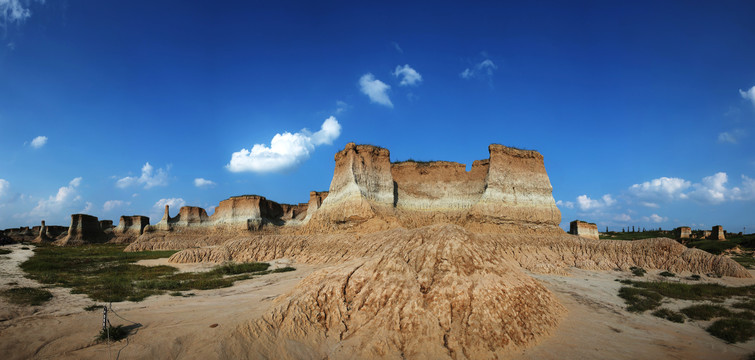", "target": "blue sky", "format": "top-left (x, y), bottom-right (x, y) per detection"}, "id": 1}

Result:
top-left (1, 1), bottom-right (754, 232)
